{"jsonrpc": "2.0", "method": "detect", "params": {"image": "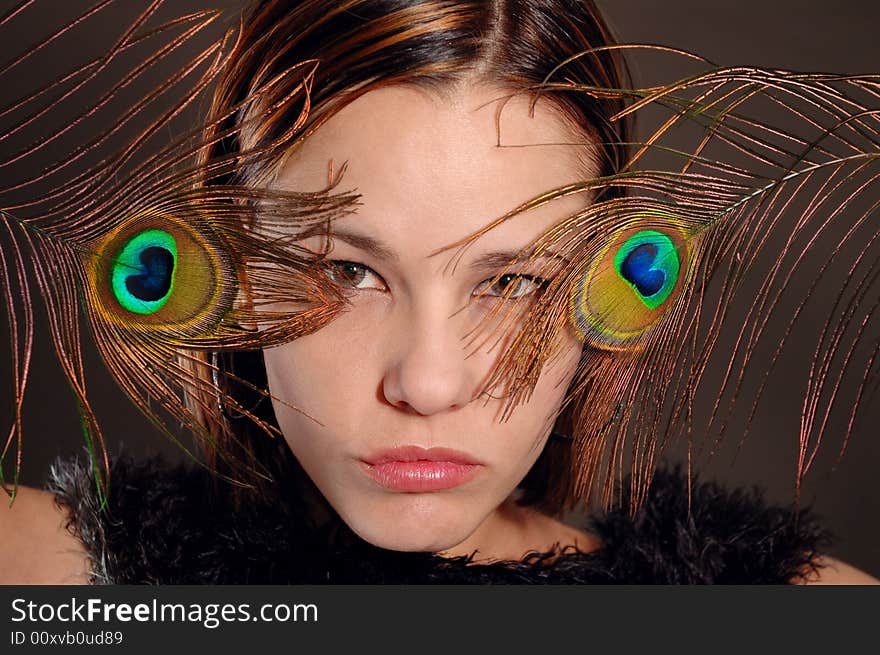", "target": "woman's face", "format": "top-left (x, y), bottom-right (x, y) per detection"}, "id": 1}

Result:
top-left (262, 83), bottom-right (593, 554)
